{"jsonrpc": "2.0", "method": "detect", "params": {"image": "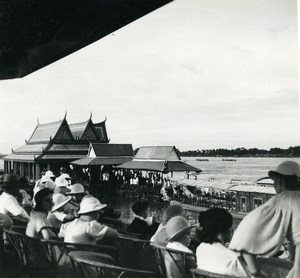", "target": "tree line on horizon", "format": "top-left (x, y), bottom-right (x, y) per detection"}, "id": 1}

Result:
top-left (178, 146), bottom-right (300, 157)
